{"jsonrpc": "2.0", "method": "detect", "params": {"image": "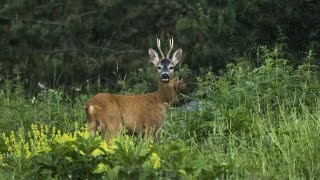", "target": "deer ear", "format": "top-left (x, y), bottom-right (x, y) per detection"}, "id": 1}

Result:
top-left (148, 48), bottom-right (159, 65)
top-left (172, 48), bottom-right (182, 66)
